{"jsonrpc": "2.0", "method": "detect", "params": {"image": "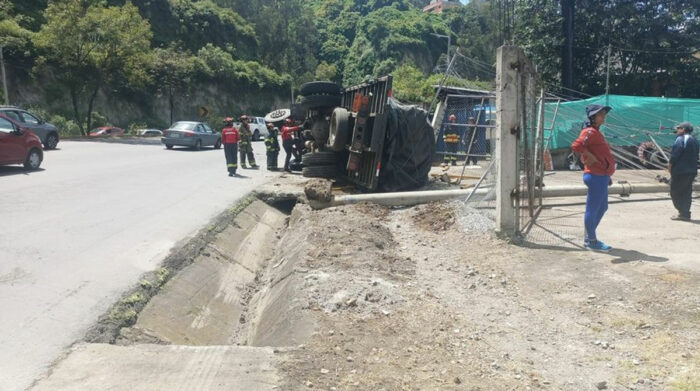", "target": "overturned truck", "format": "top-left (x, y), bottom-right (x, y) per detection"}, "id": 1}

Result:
top-left (296, 76), bottom-right (434, 192)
